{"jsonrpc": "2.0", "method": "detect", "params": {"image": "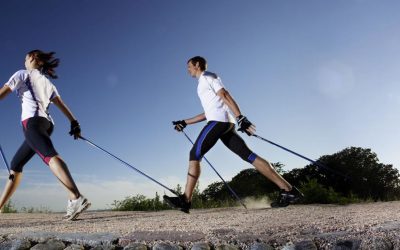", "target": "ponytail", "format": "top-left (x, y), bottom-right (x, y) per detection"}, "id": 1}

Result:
top-left (27, 50), bottom-right (60, 79)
